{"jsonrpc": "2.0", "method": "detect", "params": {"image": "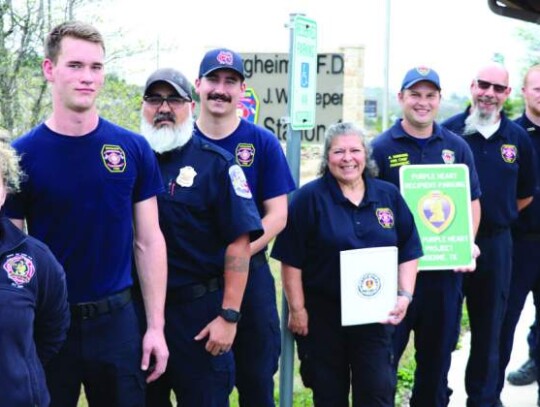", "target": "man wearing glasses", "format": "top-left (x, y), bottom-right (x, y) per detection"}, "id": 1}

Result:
top-left (139, 68), bottom-right (263, 406)
top-left (443, 62), bottom-right (537, 407)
